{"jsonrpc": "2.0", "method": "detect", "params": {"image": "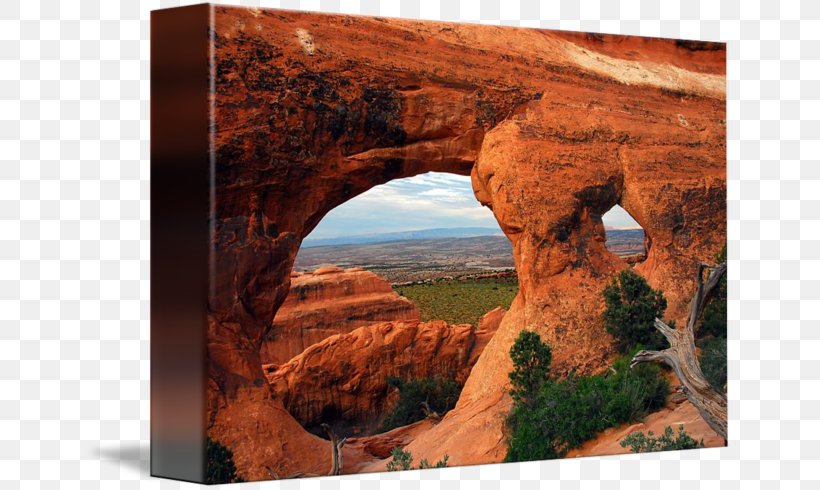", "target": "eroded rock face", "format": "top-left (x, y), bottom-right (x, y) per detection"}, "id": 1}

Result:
top-left (259, 267), bottom-right (419, 365)
top-left (404, 79), bottom-right (725, 468)
top-left (263, 317), bottom-right (500, 432)
top-left (206, 6), bottom-right (725, 479)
